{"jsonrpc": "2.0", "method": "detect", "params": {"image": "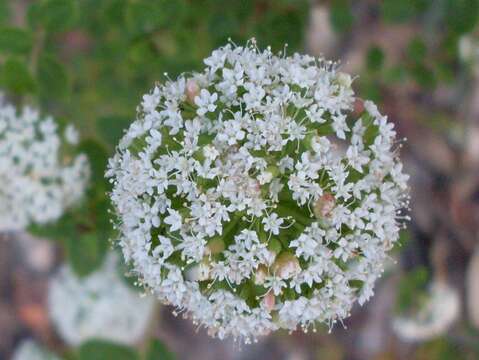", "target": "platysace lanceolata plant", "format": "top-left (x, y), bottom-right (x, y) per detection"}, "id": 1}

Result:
top-left (107, 40), bottom-right (410, 342)
top-left (0, 95), bottom-right (90, 232)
